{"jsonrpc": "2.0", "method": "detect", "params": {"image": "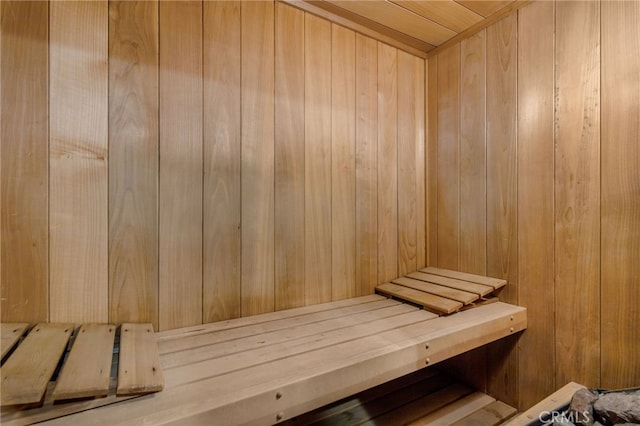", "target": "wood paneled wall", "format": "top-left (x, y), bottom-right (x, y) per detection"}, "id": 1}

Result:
top-left (427, 0), bottom-right (640, 410)
top-left (0, 1), bottom-right (426, 331)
